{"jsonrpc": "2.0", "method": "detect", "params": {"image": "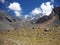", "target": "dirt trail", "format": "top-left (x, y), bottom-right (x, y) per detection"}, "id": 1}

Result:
top-left (0, 37), bottom-right (22, 45)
